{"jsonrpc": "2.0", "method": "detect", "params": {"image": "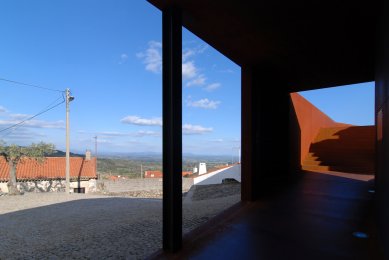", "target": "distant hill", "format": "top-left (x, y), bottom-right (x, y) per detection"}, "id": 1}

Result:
top-left (96, 152), bottom-right (231, 162)
top-left (47, 150), bottom-right (84, 157)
